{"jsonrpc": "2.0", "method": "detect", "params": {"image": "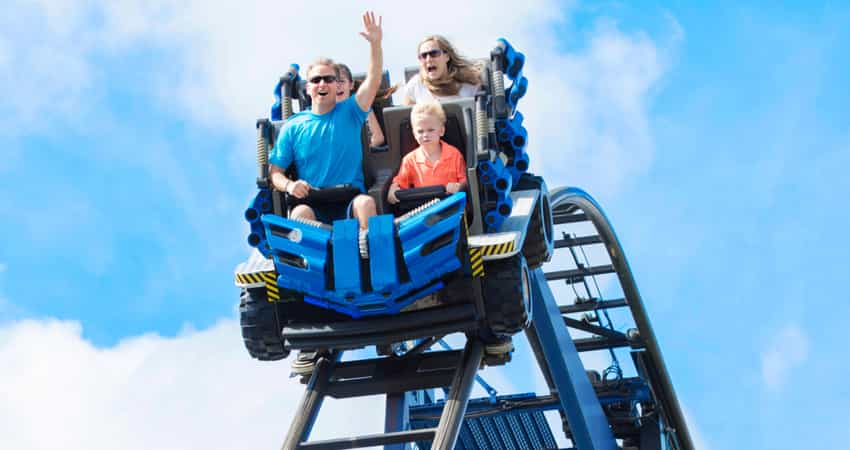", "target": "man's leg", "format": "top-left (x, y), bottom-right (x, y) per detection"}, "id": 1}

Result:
top-left (290, 204), bottom-right (316, 221)
top-left (350, 194), bottom-right (376, 230)
top-left (288, 203), bottom-right (323, 375)
top-left (350, 194), bottom-right (376, 259)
